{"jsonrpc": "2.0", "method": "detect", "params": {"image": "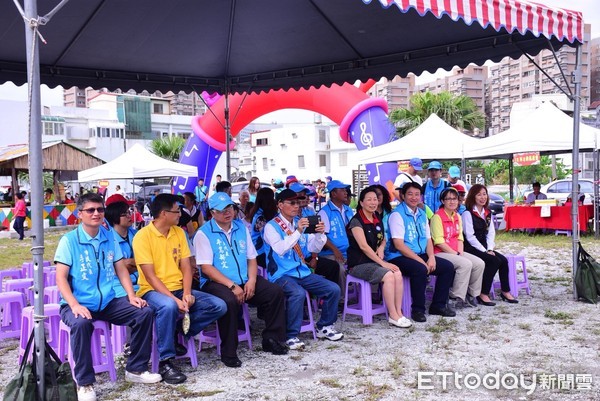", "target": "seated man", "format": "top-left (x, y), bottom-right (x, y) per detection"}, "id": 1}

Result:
top-left (263, 189), bottom-right (344, 350)
top-left (385, 182), bottom-right (456, 323)
top-left (525, 182), bottom-right (547, 204)
top-left (55, 193), bottom-right (161, 401)
top-left (133, 194), bottom-right (227, 384)
top-left (195, 193), bottom-right (288, 368)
